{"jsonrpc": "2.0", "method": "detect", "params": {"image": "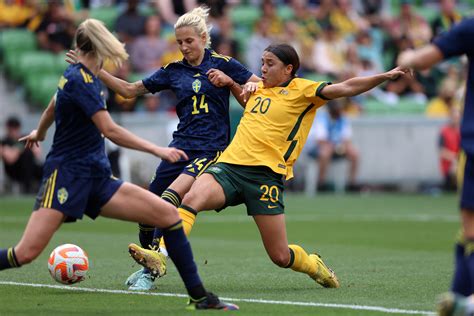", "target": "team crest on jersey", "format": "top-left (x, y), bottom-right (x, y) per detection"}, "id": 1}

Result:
top-left (57, 187), bottom-right (69, 205)
top-left (192, 79), bottom-right (201, 93)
